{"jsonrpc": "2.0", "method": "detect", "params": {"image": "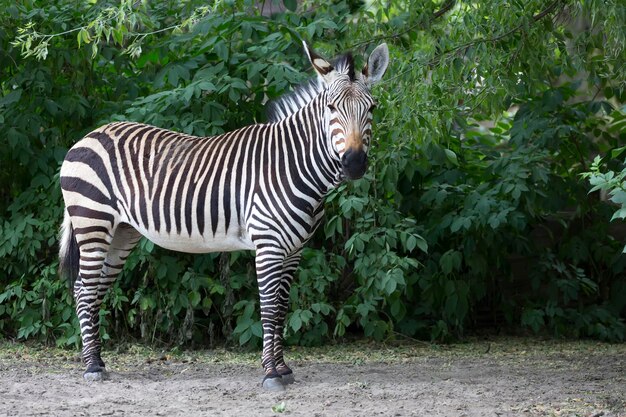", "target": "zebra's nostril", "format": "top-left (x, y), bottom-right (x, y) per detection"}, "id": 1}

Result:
top-left (340, 149), bottom-right (367, 180)
top-left (342, 149), bottom-right (366, 165)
